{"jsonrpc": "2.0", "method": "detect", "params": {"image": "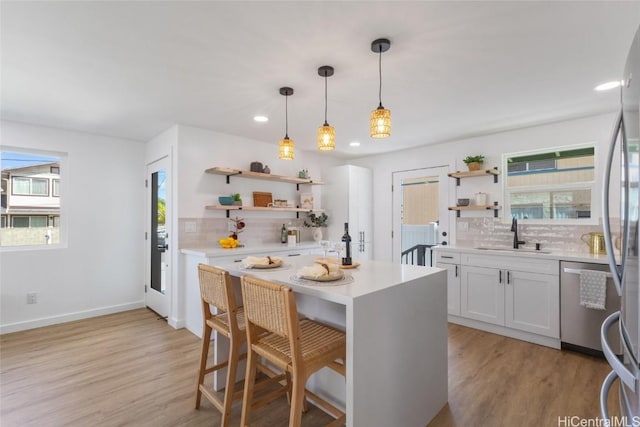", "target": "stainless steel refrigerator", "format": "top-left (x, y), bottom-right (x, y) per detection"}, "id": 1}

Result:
top-left (601, 26), bottom-right (640, 422)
